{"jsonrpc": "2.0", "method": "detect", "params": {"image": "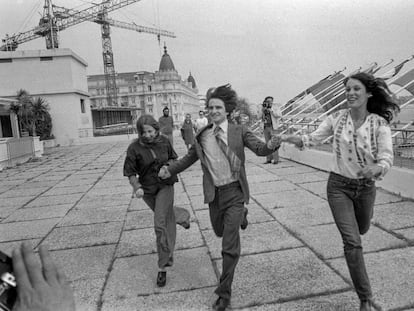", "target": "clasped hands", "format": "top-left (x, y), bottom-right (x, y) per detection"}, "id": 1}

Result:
top-left (267, 134), bottom-right (283, 150)
top-left (357, 164), bottom-right (383, 180)
top-left (158, 165), bottom-right (171, 179)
